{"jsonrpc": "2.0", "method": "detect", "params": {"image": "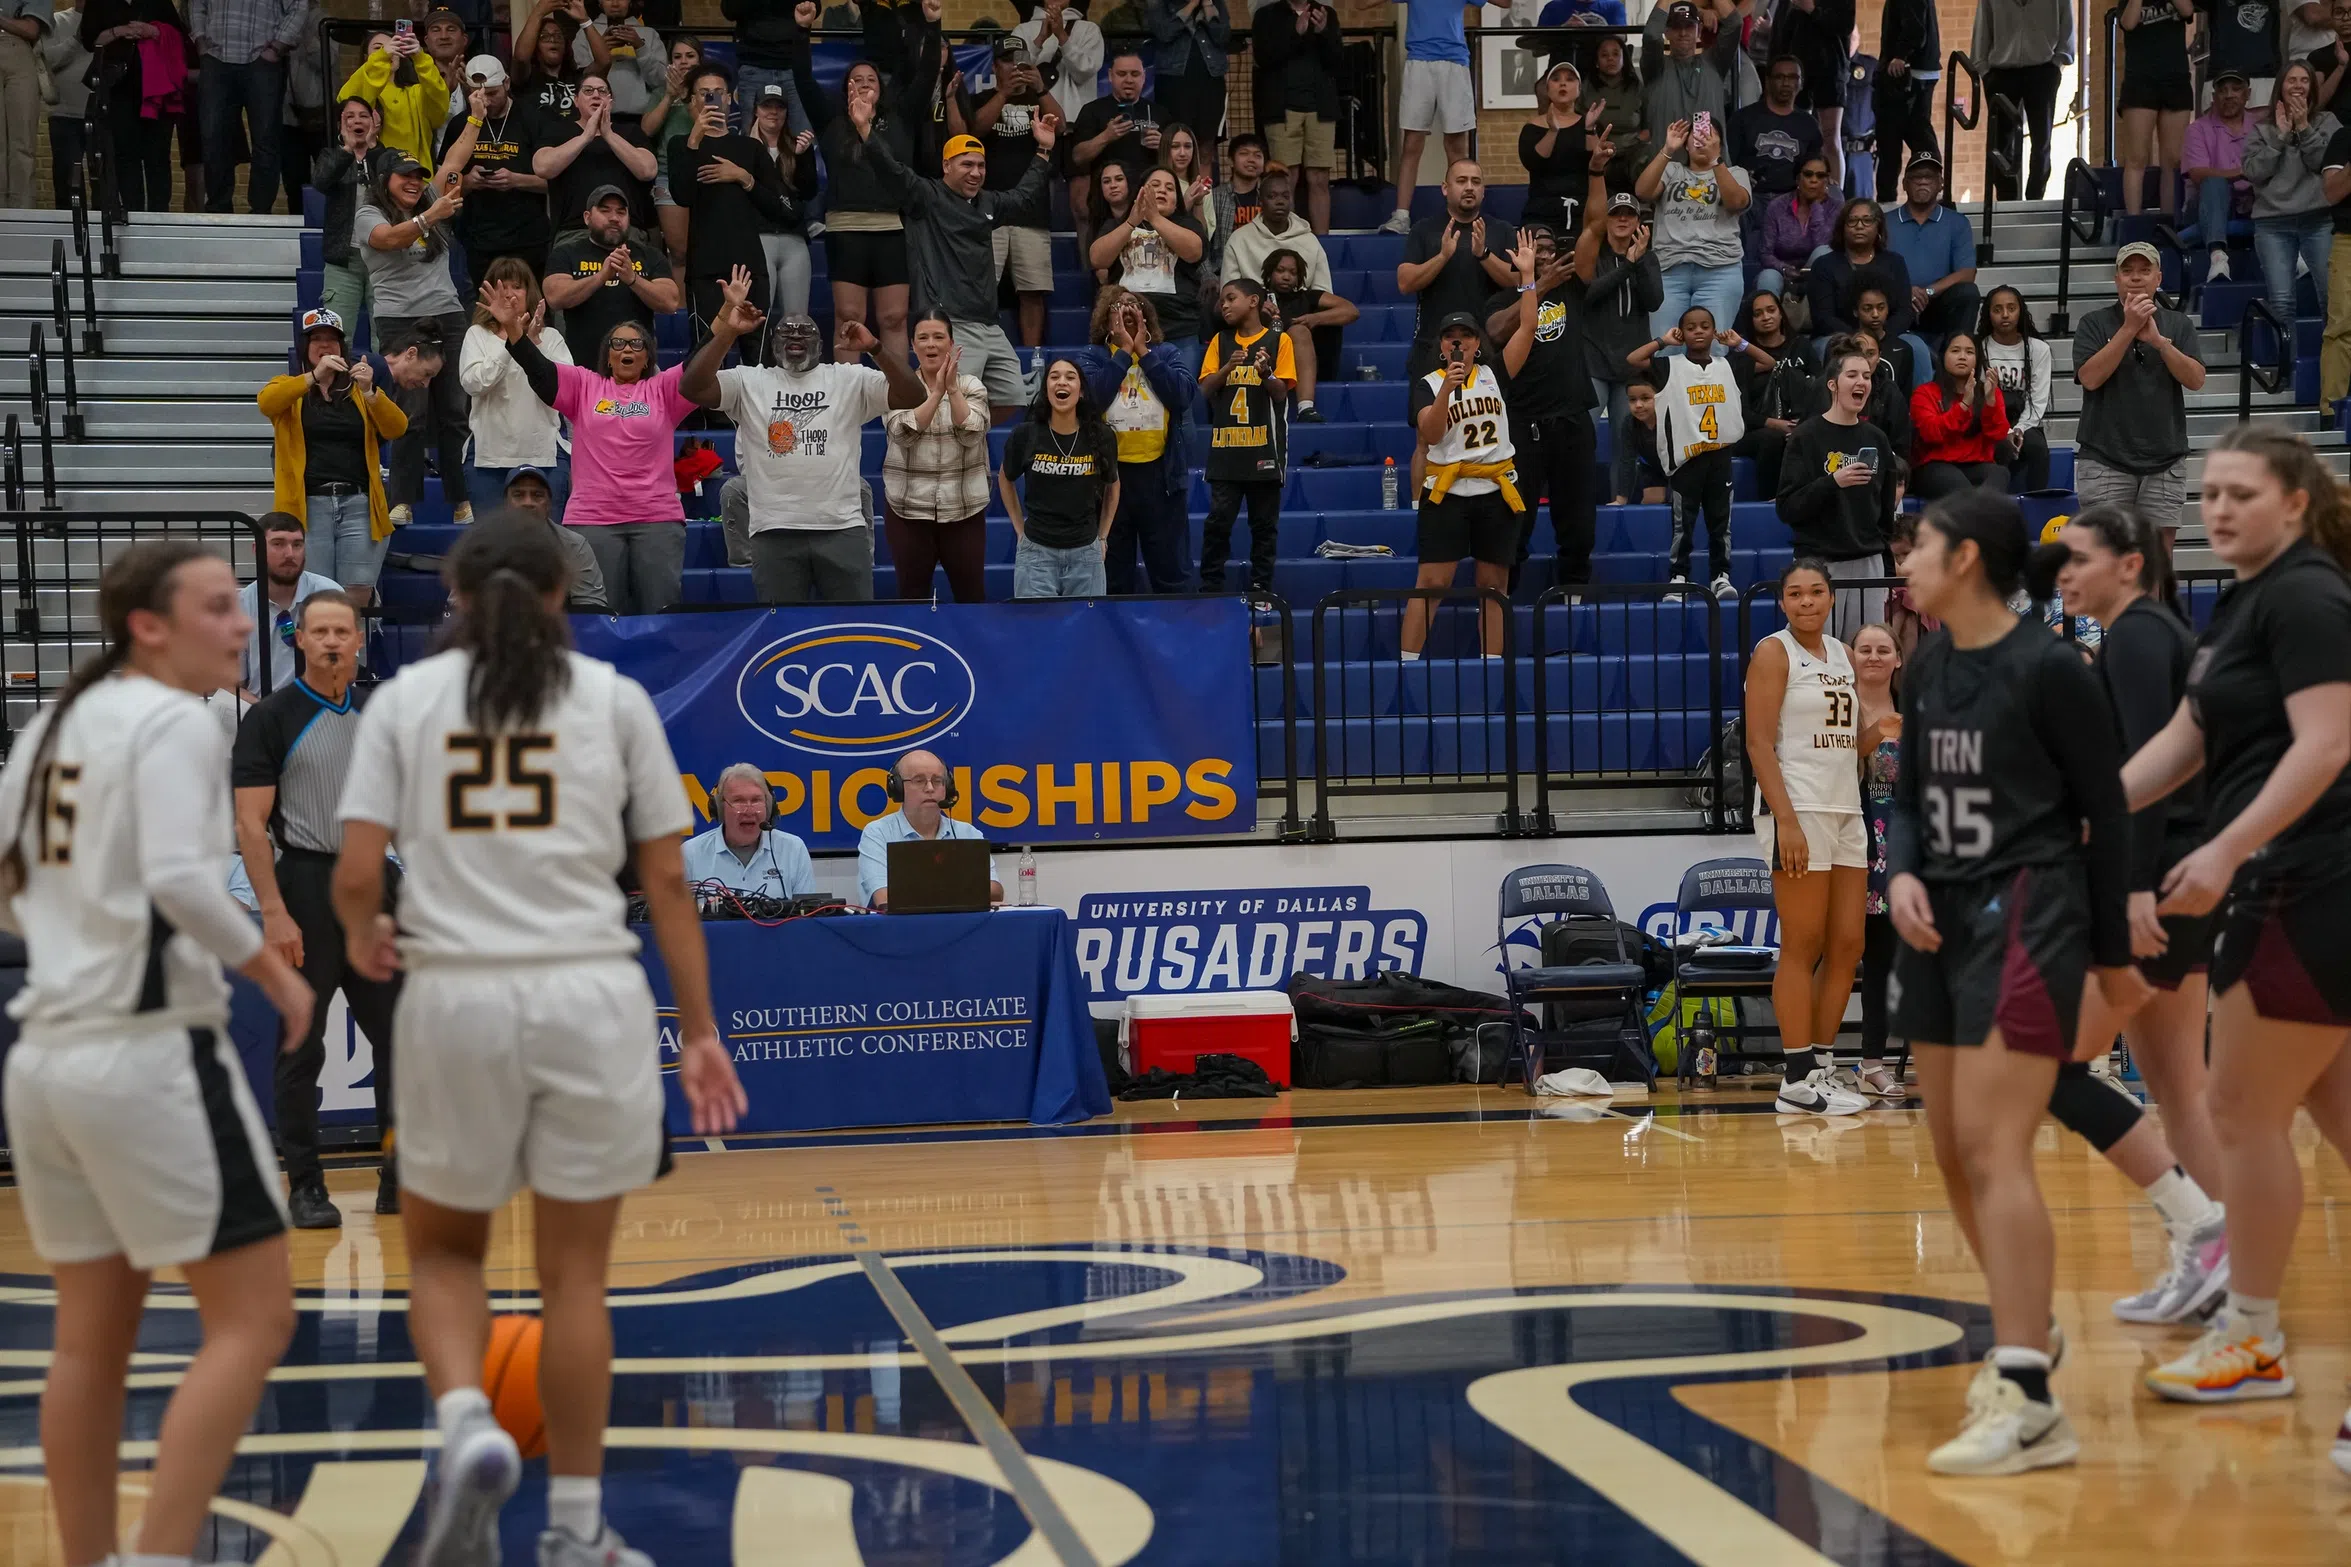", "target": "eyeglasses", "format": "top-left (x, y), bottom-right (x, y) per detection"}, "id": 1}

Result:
top-left (899, 774), bottom-right (949, 790)
top-left (1799, 167), bottom-right (1828, 179)
top-left (609, 338), bottom-right (649, 353)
